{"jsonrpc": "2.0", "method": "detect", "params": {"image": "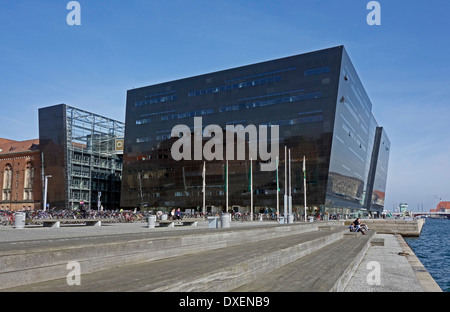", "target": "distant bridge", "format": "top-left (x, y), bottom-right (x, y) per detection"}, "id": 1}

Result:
top-left (411, 211), bottom-right (450, 219)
